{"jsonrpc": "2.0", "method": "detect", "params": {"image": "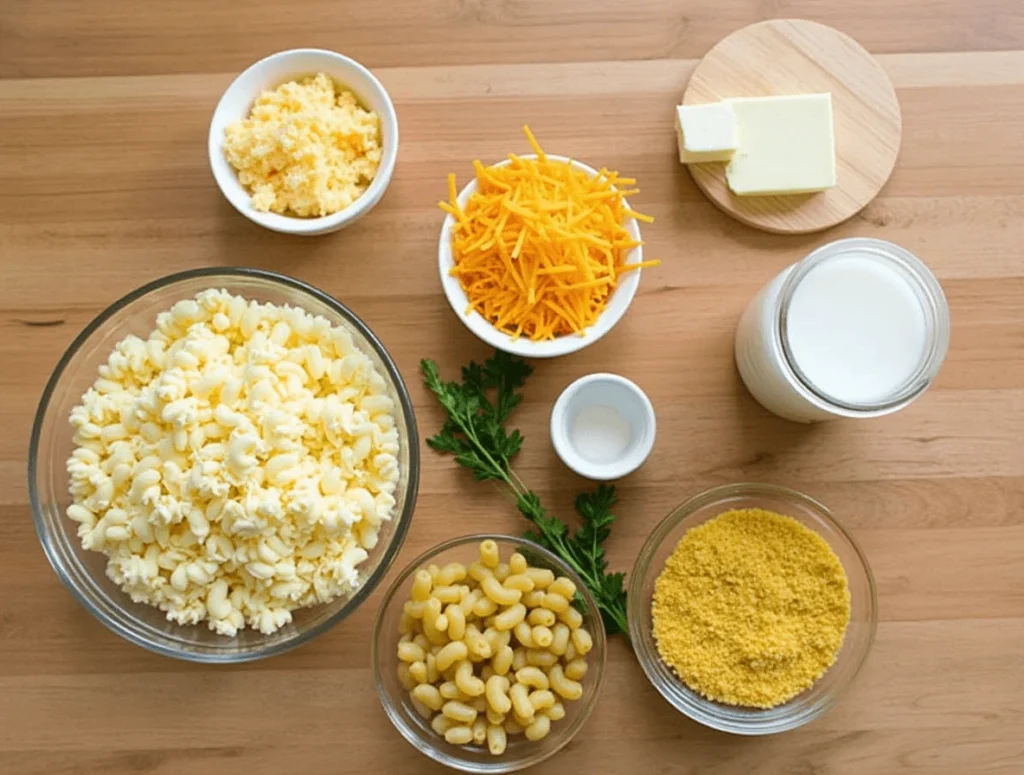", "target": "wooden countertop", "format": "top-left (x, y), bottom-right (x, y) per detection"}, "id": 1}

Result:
top-left (2, 2), bottom-right (1022, 773)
